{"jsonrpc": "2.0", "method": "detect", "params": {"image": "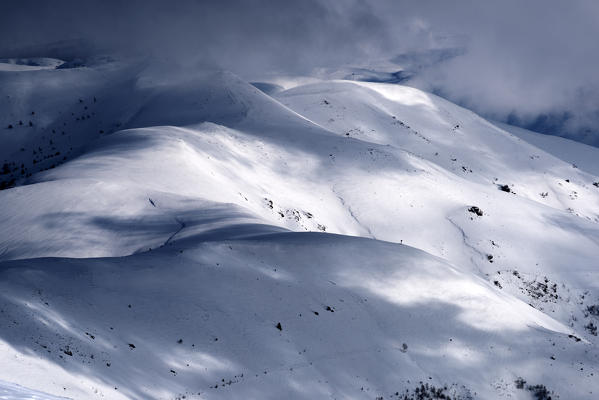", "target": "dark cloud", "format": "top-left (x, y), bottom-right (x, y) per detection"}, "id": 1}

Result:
top-left (1, 0), bottom-right (598, 144)
top-left (396, 0), bottom-right (599, 145)
top-left (0, 0), bottom-right (393, 74)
